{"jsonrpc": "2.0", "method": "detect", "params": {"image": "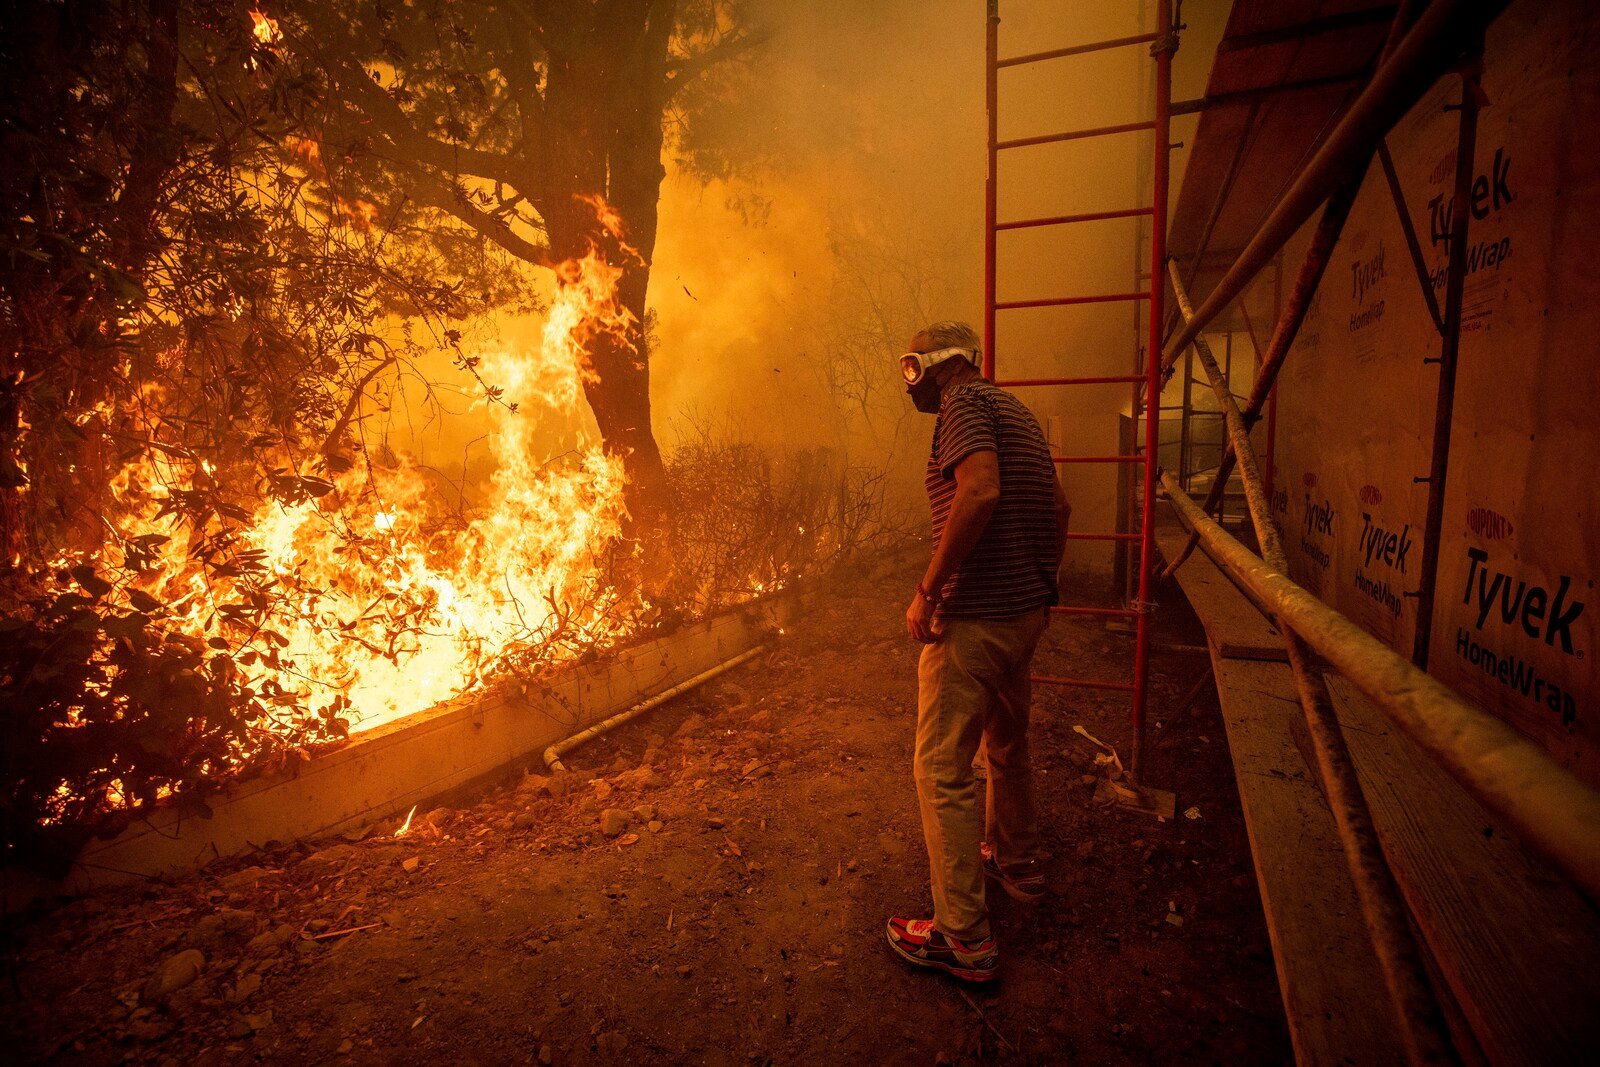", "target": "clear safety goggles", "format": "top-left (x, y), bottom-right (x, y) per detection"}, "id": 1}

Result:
top-left (899, 346), bottom-right (978, 384)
